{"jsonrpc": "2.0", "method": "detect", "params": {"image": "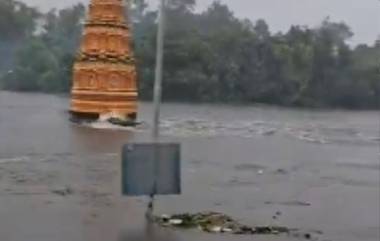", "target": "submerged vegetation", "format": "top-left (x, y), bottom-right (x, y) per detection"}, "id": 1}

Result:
top-left (0, 0), bottom-right (379, 108)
